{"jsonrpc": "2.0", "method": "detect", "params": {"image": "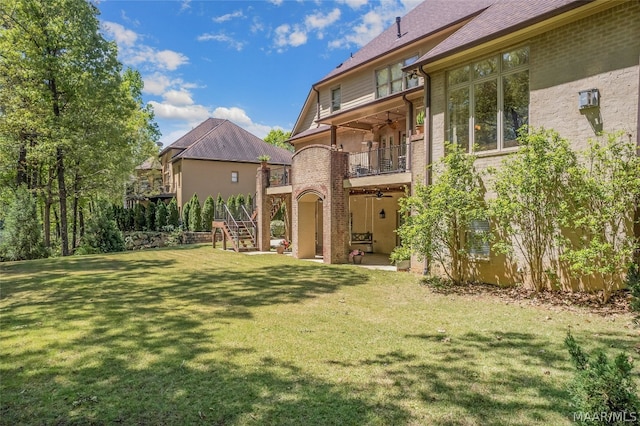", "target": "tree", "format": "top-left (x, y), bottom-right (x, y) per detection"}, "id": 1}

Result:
top-left (189, 194), bottom-right (203, 232)
top-left (168, 198), bottom-right (179, 227)
top-left (202, 195), bottom-right (215, 232)
top-left (77, 200), bottom-right (125, 254)
top-left (216, 193), bottom-right (224, 219)
top-left (264, 129), bottom-right (293, 151)
top-left (134, 203), bottom-right (146, 231)
top-left (182, 201), bottom-right (191, 231)
top-left (0, 0), bottom-right (158, 256)
top-left (146, 201), bottom-right (157, 231)
top-left (560, 132), bottom-right (640, 302)
top-left (393, 142), bottom-right (487, 283)
top-left (156, 201), bottom-right (168, 229)
top-left (490, 127), bottom-right (578, 292)
top-left (0, 186), bottom-right (46, 261)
